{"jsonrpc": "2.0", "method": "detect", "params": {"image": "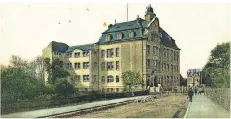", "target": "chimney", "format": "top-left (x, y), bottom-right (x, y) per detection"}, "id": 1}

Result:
top-left (115, 19), bottom-right (116, 24)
